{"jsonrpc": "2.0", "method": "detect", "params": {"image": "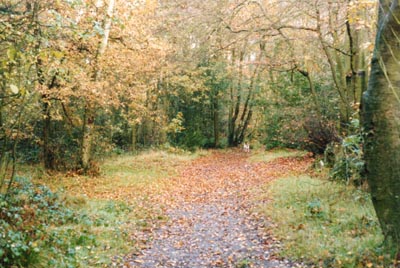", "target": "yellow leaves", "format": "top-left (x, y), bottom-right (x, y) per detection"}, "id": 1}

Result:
top-left (347, 0), bottom-right (378, 29)
top-left (52, 51), bottom-right (64, 60)
top-left (38, 49), bottom-right (65, 65)
top-left (7, 47), bottom-right (17, 61)
top-left (165, 112), bottom-right (185, 134)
